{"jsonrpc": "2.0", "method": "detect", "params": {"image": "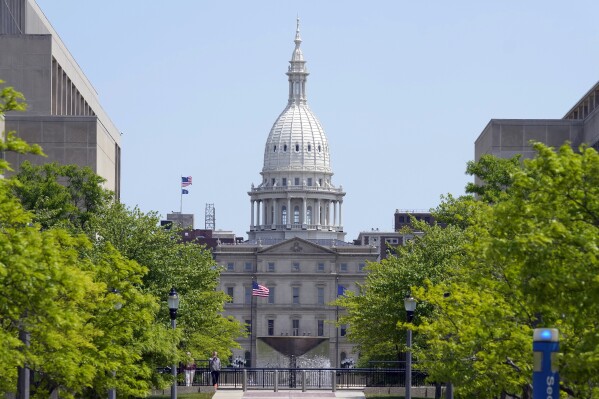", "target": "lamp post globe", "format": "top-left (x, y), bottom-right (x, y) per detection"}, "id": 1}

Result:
top-left (403, 296), bottom-right (417, 399)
